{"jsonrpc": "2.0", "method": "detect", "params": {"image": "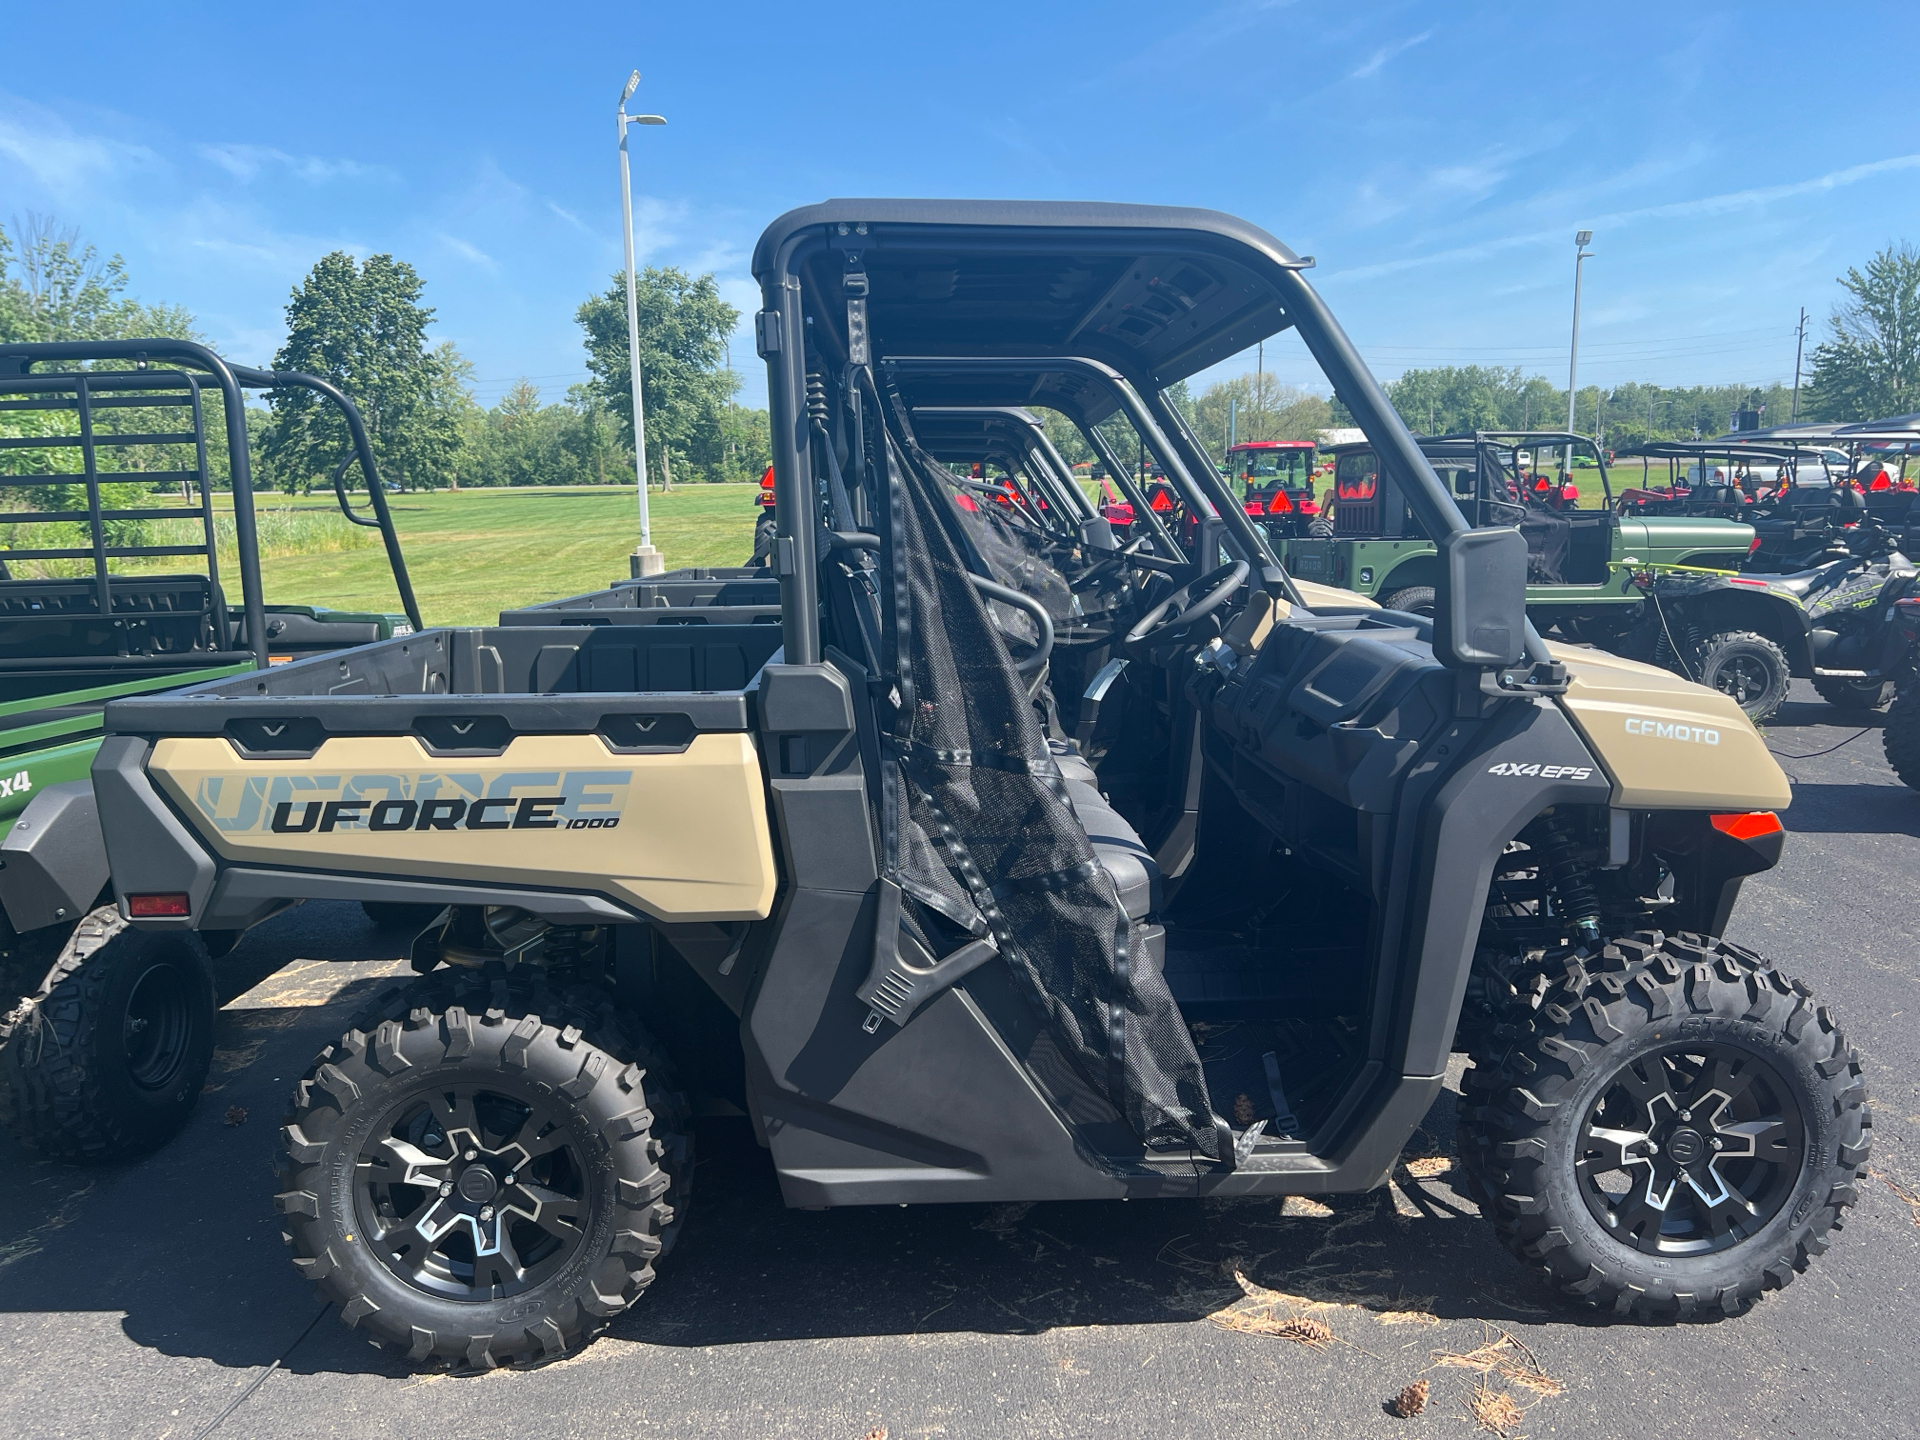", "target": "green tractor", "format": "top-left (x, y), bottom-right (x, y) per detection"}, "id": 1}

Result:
top-left (1272, 432), bottom-right (1757, 643)
top-left (0, 338), bottom-right (421, 1162)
